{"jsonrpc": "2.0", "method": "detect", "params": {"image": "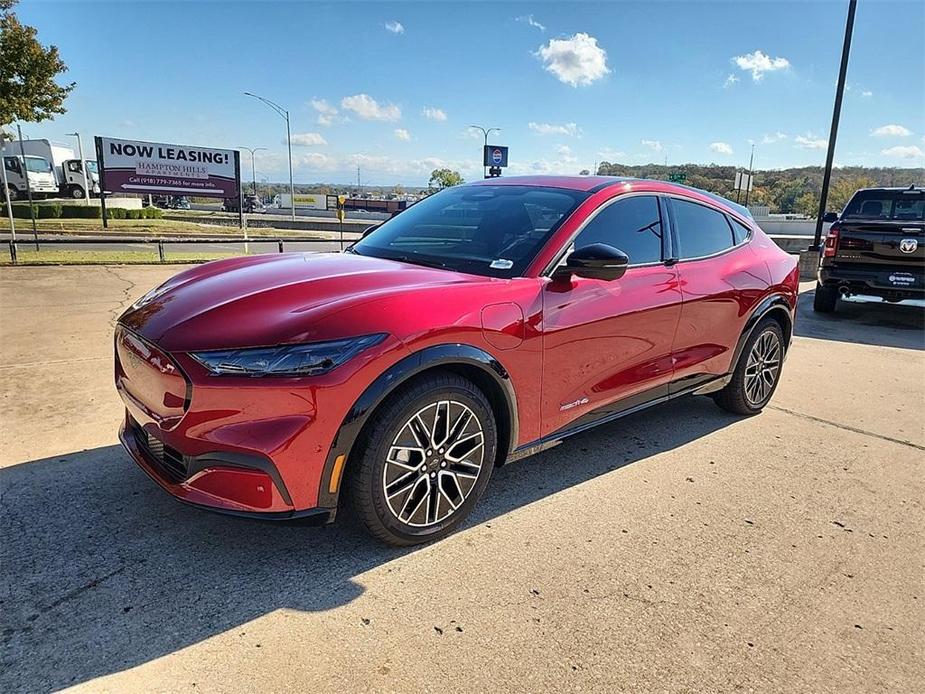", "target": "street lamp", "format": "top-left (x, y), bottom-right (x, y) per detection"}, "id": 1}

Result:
top-left (65, 132), bottom-right (91, 206)
top-left (238, 146), bottom-right (266, 195)
top-left (244, 92), bottom-right (295, 221)
top-left (469, 125), bottom-right (501, 179)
